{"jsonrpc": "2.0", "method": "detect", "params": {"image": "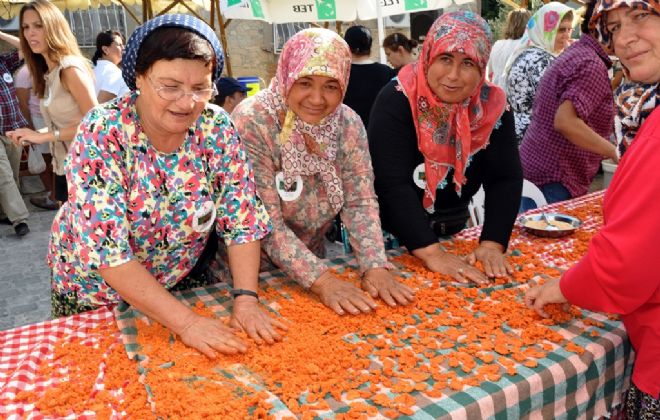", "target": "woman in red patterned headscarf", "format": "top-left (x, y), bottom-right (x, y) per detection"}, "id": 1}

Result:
top-left (369, 11), bottom-right (522, 284)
